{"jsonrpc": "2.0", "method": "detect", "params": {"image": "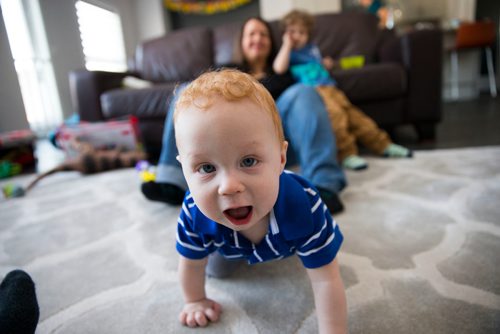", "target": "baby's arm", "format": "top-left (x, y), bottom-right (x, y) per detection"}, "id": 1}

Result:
top-left (306, 258), bottom-right (347, 334)
top-left (178, 256), bottom-right (222, 327)
top-left (273, 32), bottom-right (293, 74)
